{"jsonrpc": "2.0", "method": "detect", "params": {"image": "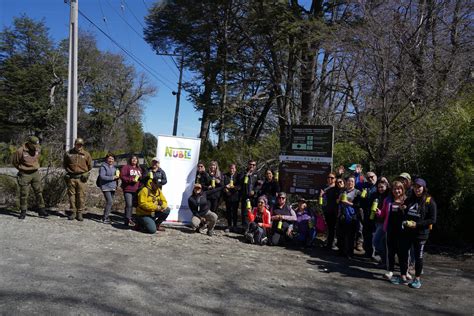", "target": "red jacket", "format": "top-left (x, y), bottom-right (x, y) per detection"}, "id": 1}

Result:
top-left (248, 207), bottom-right (272, 229)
